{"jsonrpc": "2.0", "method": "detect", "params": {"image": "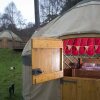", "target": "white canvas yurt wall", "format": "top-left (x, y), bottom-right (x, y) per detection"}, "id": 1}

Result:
top-left (22, 0), bottom-right (100, 100)
top-left (0, 30), bottom-right (22, 49)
